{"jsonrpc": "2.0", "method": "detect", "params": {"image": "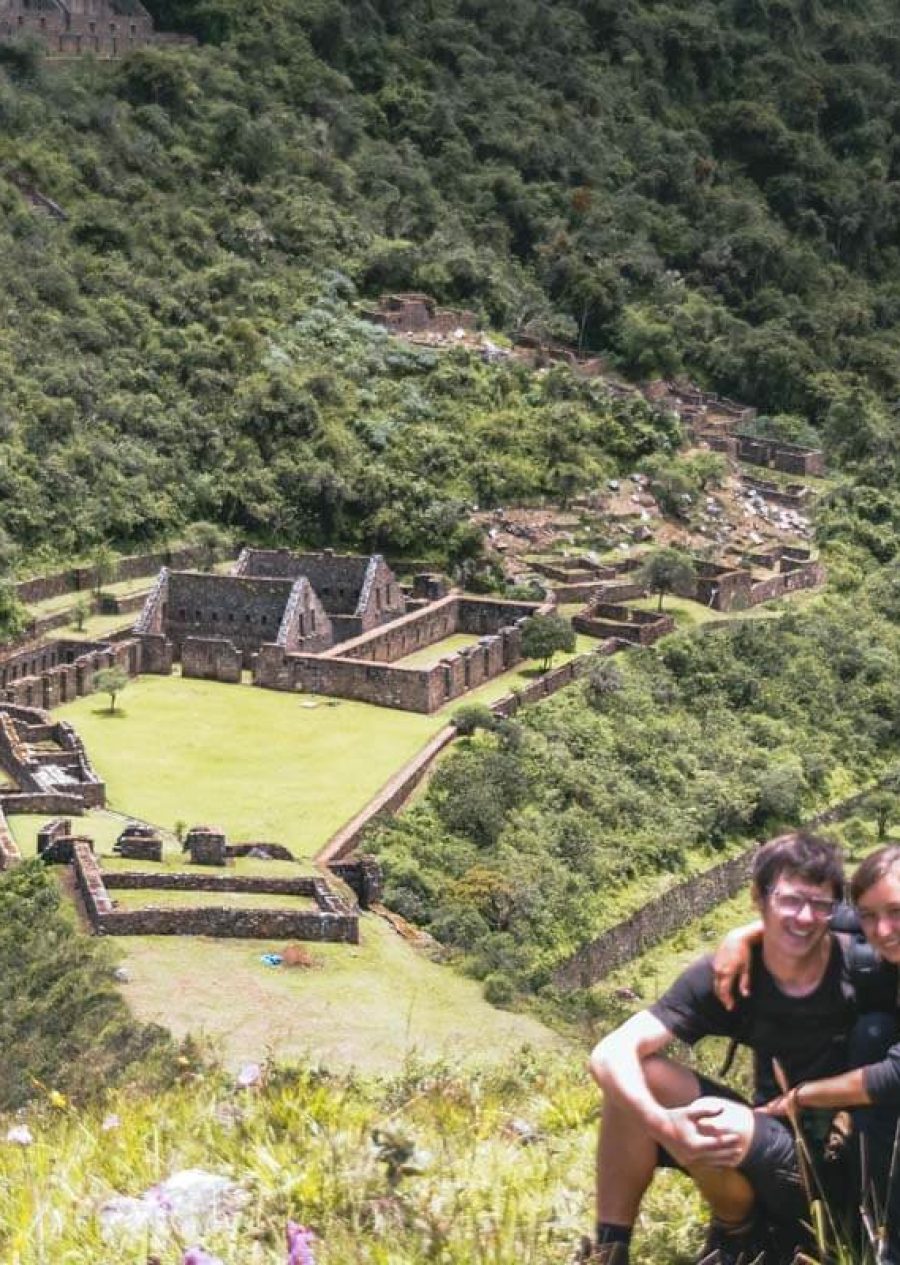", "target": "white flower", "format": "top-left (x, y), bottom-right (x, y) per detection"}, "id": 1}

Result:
top-left (6, 1124), bottom-right (33, 1145)
top-left (101, 1113), bottom-right (121, 1132)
